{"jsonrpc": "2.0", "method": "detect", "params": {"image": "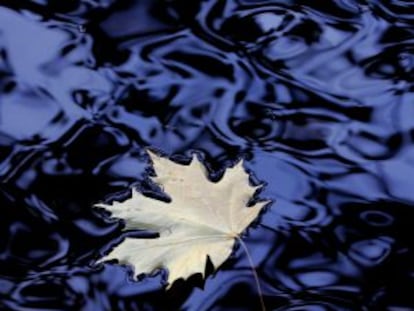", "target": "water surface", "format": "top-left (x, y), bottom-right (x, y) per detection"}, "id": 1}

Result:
top-left (1, 0), bottom-right (414, 310)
